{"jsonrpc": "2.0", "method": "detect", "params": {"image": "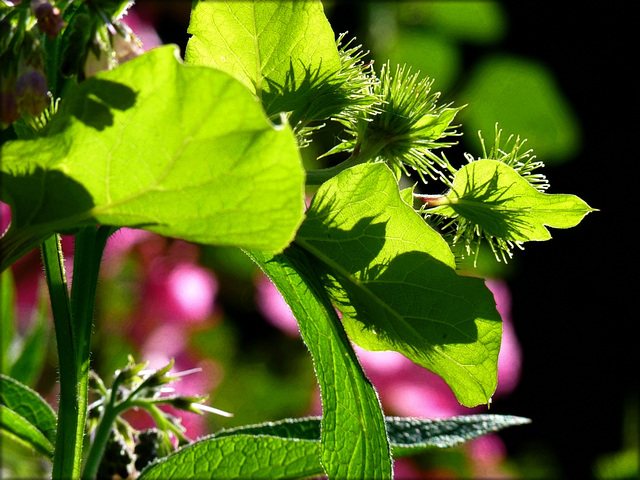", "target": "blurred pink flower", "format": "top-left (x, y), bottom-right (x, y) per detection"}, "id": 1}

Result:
top-left (141, 258), bottom-right (217, 325)
top-left (1, 201), bottom-right (11, 235)
top-left (103, 227), bottom-right (153, 260)
top-left (122, 9), bottom-right (163, 51)
top-left (468, 434), bottom-right (510, 479)
top-left (167, 263), bottom-right (218, 322)
top-left (486, 279), bottom-right (522, 397)
top-left (255, 274), bottom-right (300, 337)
